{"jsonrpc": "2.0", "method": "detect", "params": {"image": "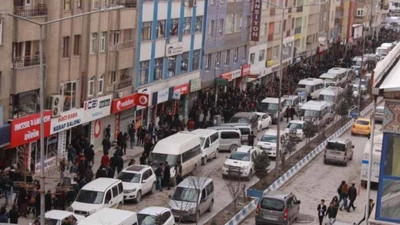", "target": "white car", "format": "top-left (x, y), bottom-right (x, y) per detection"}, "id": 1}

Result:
top-left (45, 210), bottom-right (84, 225)
top-left (138, 207), bottom-right (175, 225)
top-left (222, 146), bottom-right (259, 181)
top-left (256, 130), bottom-right (285, 158)
top-left (117, 165), bottom-right (157, 203)
top-left (284, 120), bottom-right (305, 140)
top-left (256, 112), bottom-right (272, 131)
